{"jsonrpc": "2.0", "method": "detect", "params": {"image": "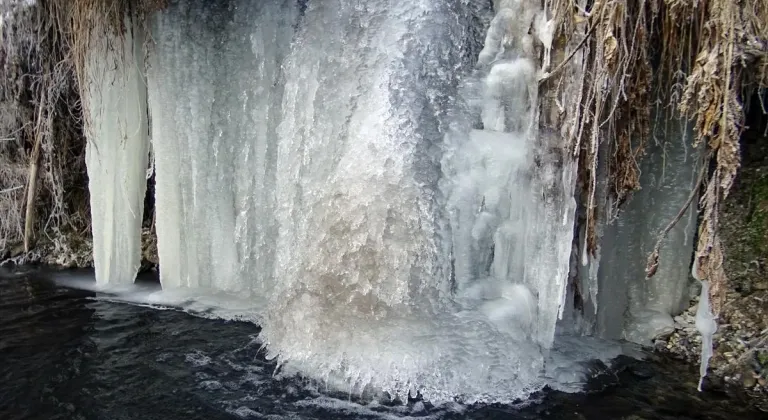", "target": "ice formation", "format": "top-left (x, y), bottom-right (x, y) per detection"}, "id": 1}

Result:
top-left (147, 0), bottom-right (297, 292)
top-left (695, 280), bottom-right (717, 391)
top-left (142, 0), bottom-right (577, 401)
top-left (81, 0), bottom-right (709, 403)
top-left (83, 15), bottom-right (149, 286)
top-left (596, 109), bottom-right (702, 343)
top-left (442, 0), bottom-right (577, 349)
